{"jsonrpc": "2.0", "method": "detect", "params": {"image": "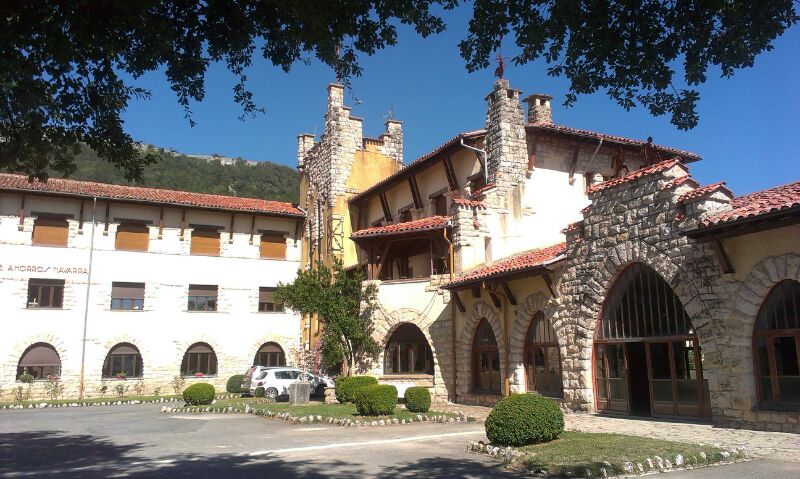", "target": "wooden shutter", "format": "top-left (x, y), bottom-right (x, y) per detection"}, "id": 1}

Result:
top-left (111, 282), bottom-right (145, 299)
top-left (189, 285), bottom-right (217, 297)
top-left (115, 223), bottom-right (149, 251)
top-left (258, 287), bottom-right (276, 304)
top-left (32, 217), bottom-right (68, 246)
top-left (190, 229), bottom-right (220, 256)
top-left (260, 234), bottom-right (286, 259)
